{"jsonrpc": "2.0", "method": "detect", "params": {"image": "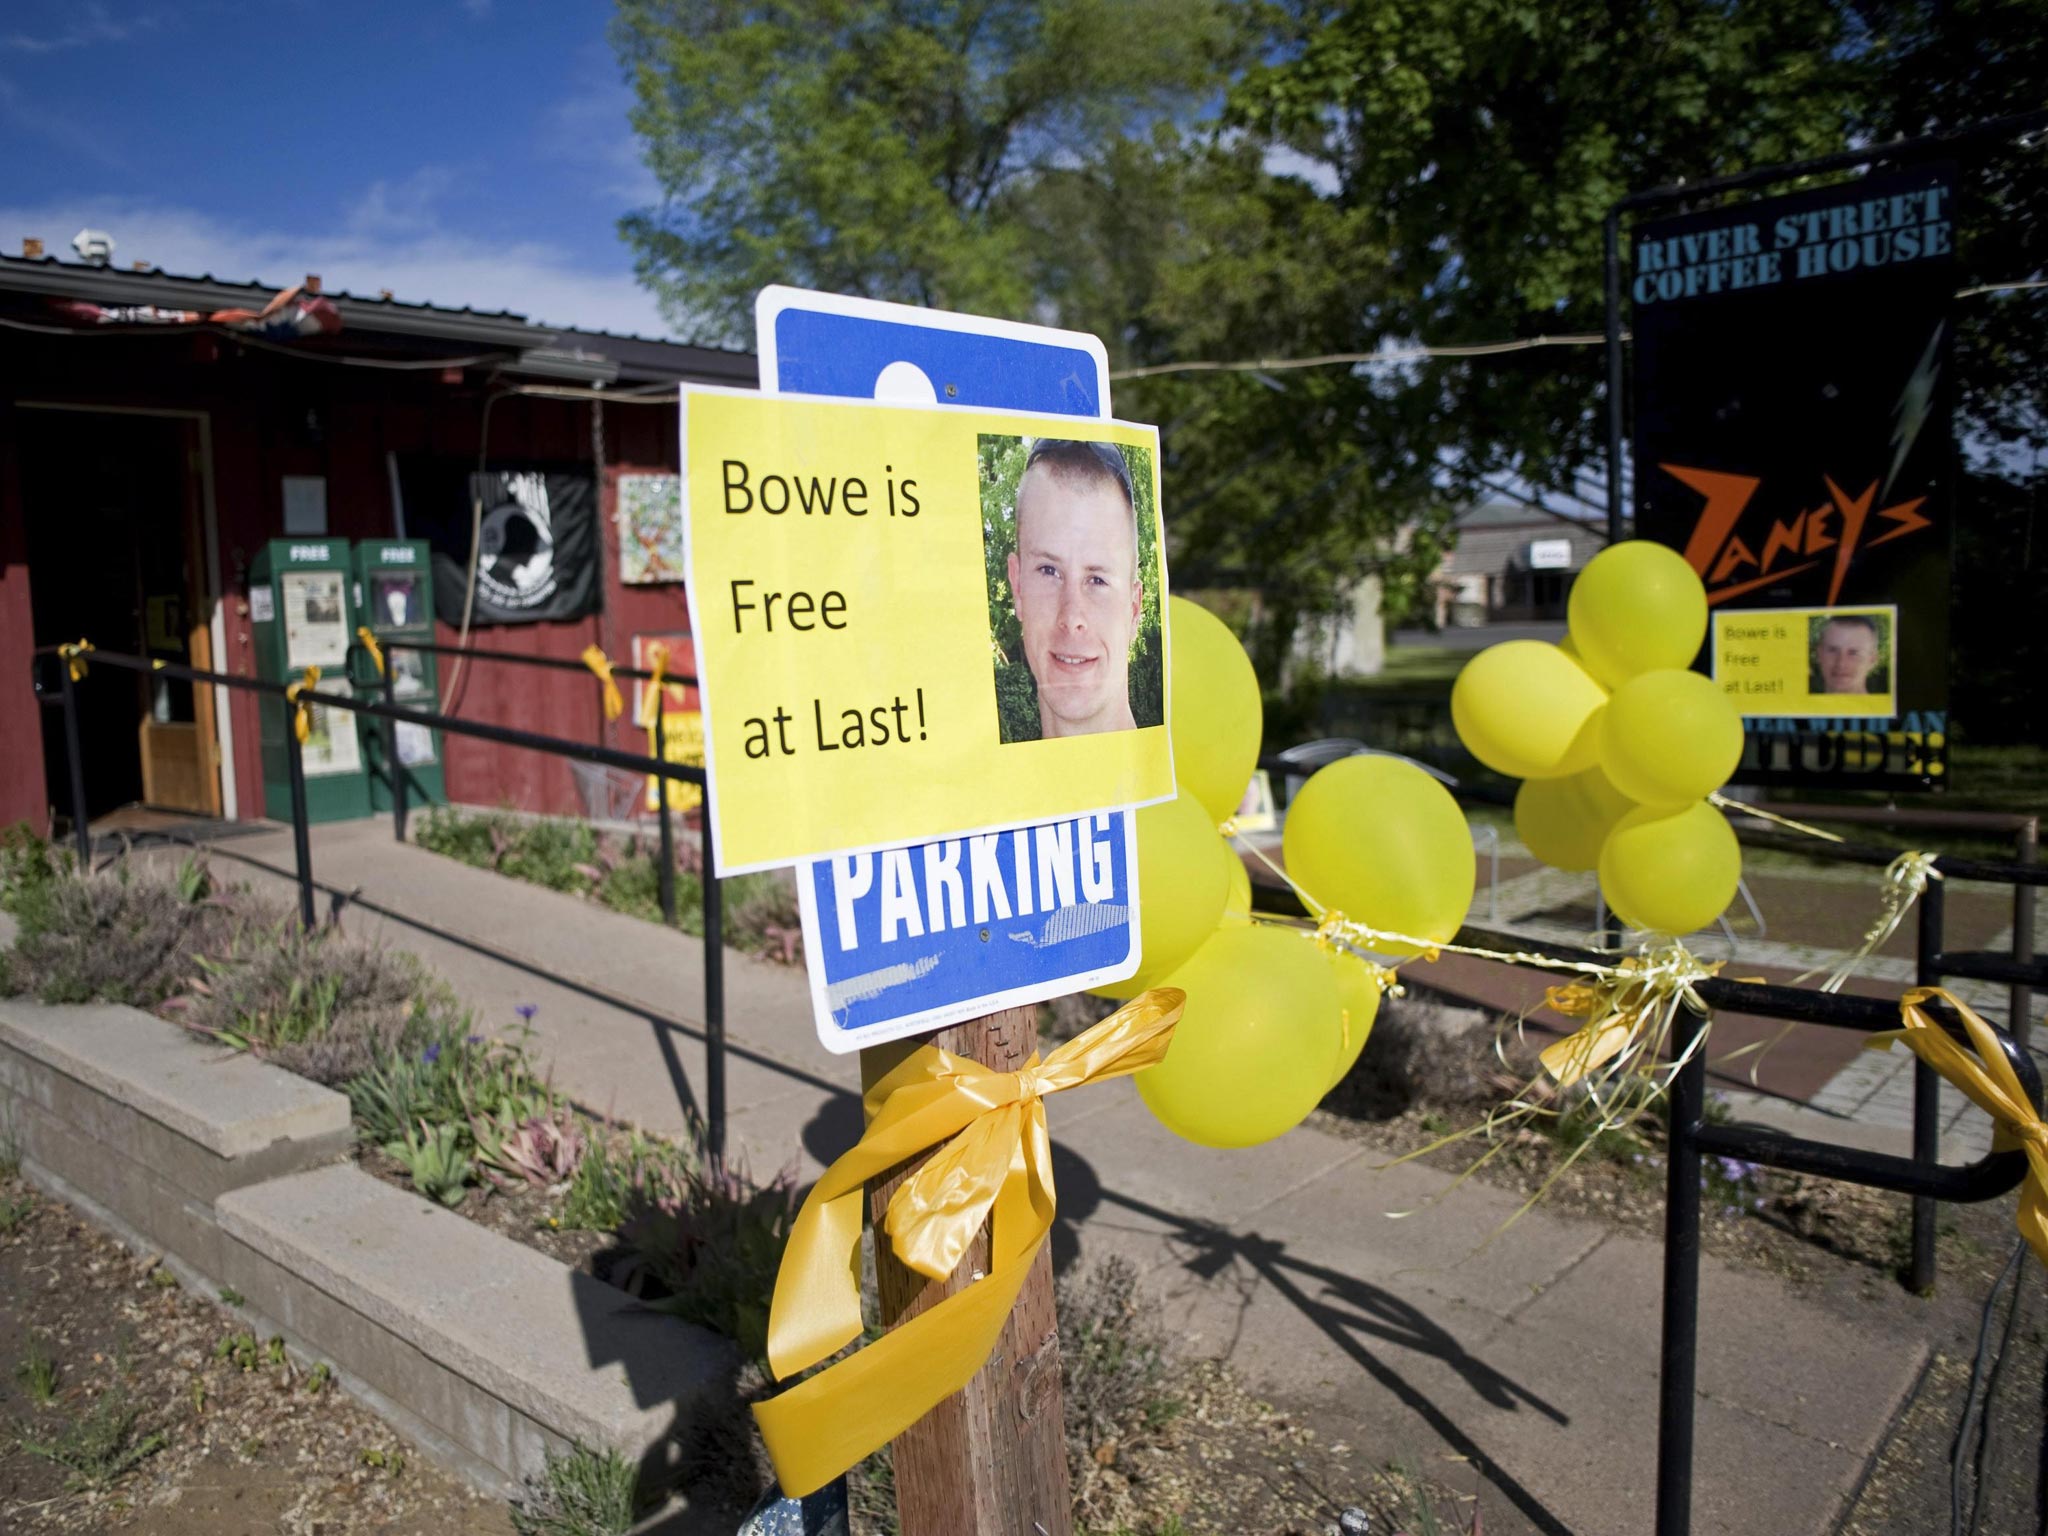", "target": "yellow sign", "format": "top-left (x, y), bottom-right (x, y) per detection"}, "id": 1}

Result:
top-left (646, 711), bottom-right (706, 813)
top-left (682, 389), bottom-right (1174, 873)
top-left (1712, 605), bottom-right (1897, 719)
